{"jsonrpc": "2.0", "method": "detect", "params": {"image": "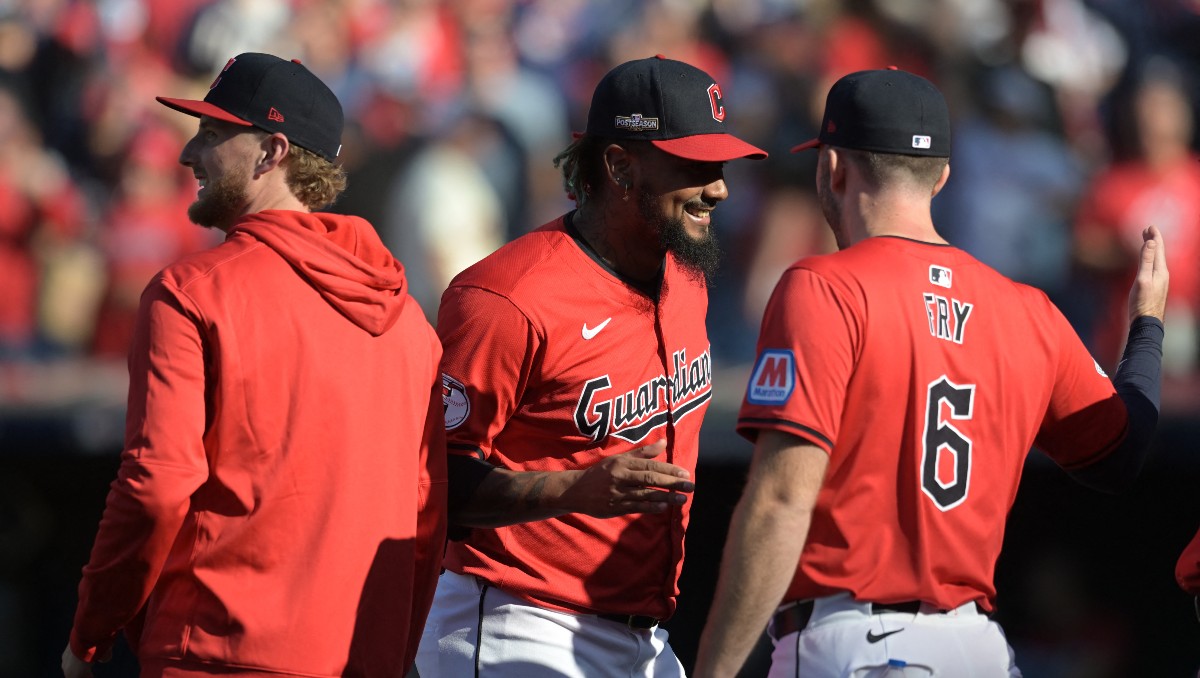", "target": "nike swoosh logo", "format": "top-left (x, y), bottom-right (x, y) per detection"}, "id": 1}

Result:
top-left (865, 629), bottom-right (903, 643)
top-left (582, 318), bottom-right (612, 340)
